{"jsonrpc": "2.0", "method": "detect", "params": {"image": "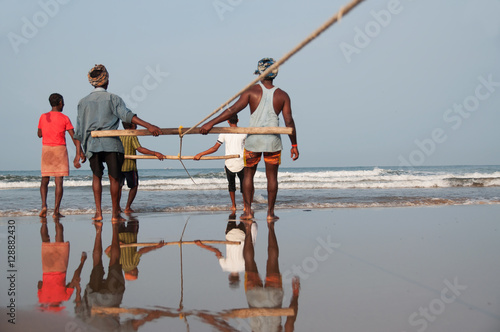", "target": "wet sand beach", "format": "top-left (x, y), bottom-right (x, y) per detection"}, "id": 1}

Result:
top-left (1, 205), bottom-right (500, 331)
